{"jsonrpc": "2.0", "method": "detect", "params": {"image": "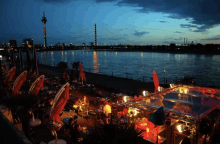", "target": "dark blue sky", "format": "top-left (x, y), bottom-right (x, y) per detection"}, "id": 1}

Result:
top-left (1, 0), bottom-right (220, 46)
